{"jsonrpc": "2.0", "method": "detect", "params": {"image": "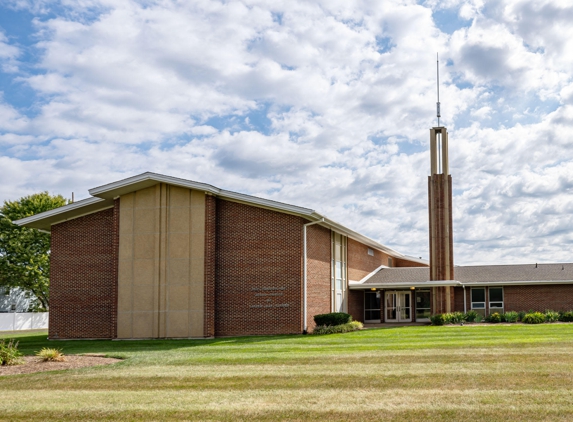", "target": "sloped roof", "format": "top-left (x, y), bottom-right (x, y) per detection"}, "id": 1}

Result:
top-left (351, 263), bottom-right (573, 289)
top-left (13, 172), bottom-right (414, 259)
